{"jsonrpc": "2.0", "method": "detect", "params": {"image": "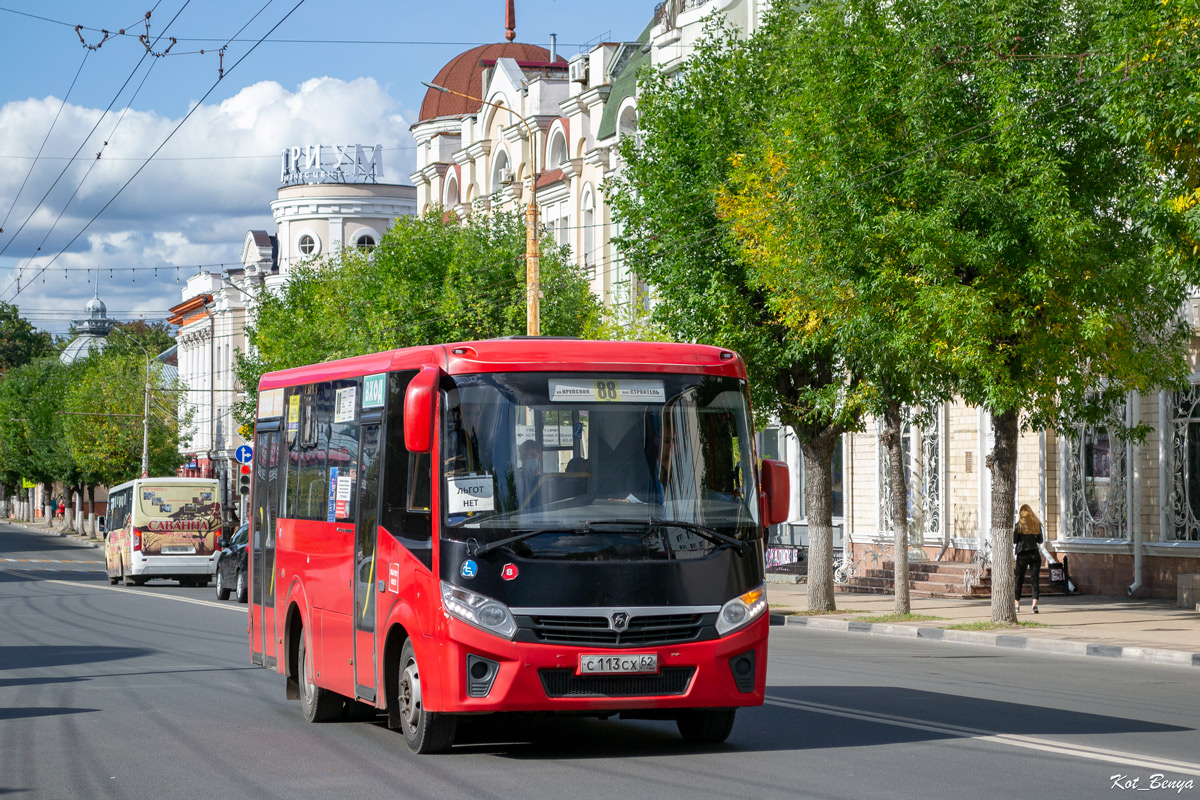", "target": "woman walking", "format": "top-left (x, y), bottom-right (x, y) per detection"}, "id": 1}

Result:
top-left (1014, 504), bottom-right (1044, 614)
